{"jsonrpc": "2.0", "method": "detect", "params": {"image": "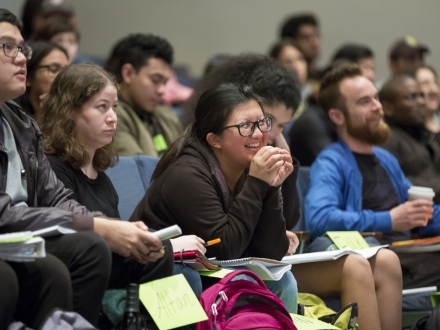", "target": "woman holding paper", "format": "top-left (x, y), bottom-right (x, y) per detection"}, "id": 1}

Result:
top-left (39, 64), bottom-right (205, 306)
